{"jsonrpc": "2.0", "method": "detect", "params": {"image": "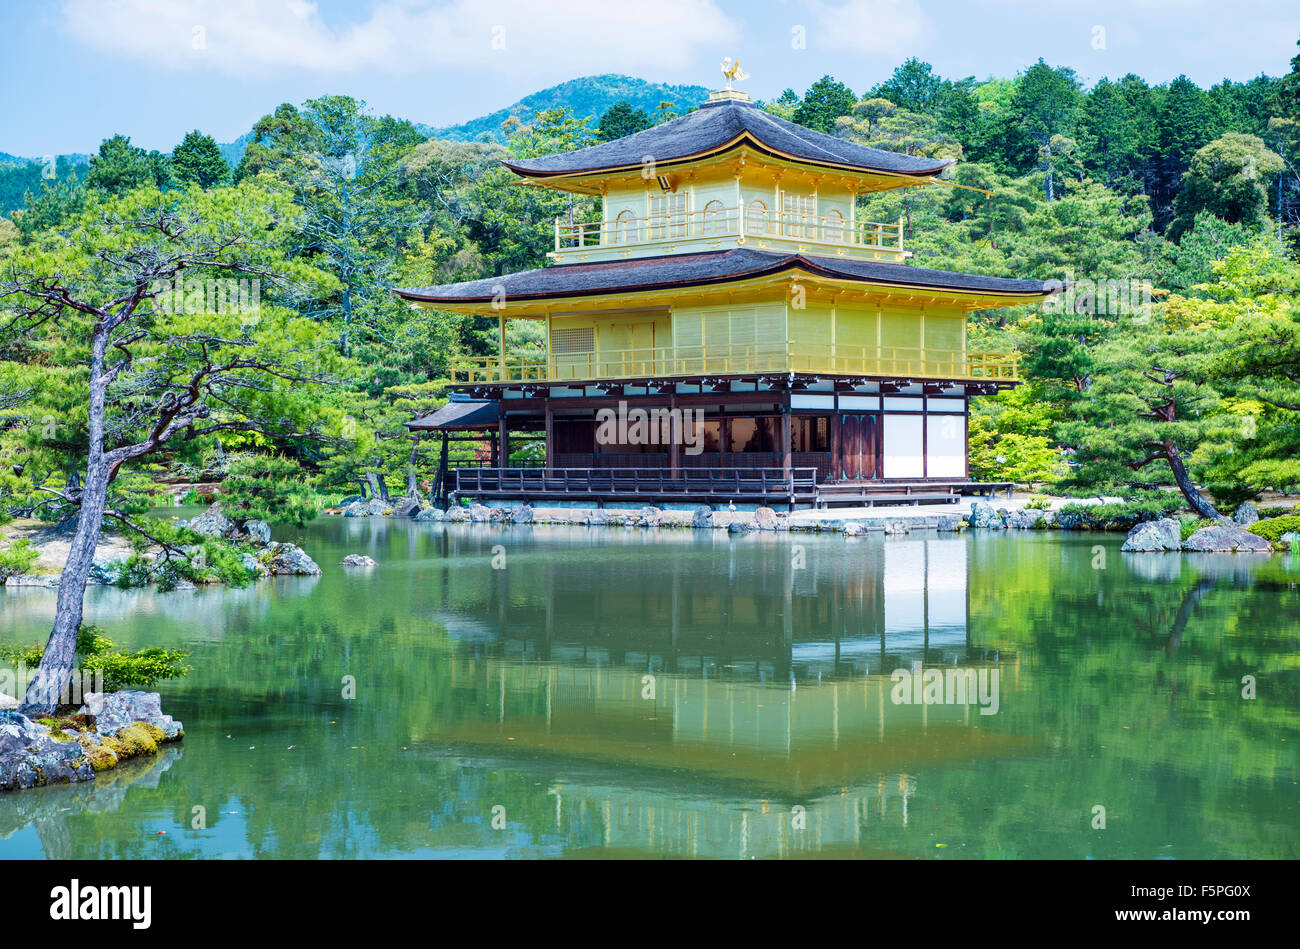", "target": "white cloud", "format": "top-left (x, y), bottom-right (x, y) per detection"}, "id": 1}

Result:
top-left (805, 0), bottom-right (931, 55)
top-left (61, 0), bottom-right (739, 77)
